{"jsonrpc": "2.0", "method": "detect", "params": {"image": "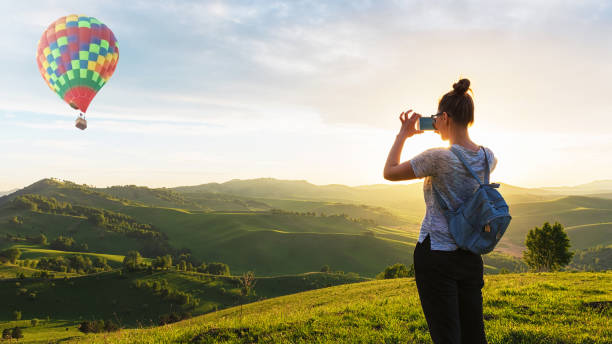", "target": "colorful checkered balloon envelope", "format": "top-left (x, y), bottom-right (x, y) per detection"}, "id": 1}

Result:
top-left (36, 14), bottom-right (119, 115)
